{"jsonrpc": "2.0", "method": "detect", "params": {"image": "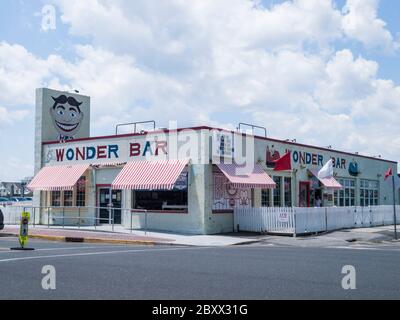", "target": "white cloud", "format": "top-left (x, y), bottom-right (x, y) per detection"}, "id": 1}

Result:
top-left (0, 106), bottom-right (29, 127)
top-left (315, 49), bottom-right (379, 112)
top-left (0, 0), bottom-right (400, 180)
top-left (342, 0), bottom-right (397, 53)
